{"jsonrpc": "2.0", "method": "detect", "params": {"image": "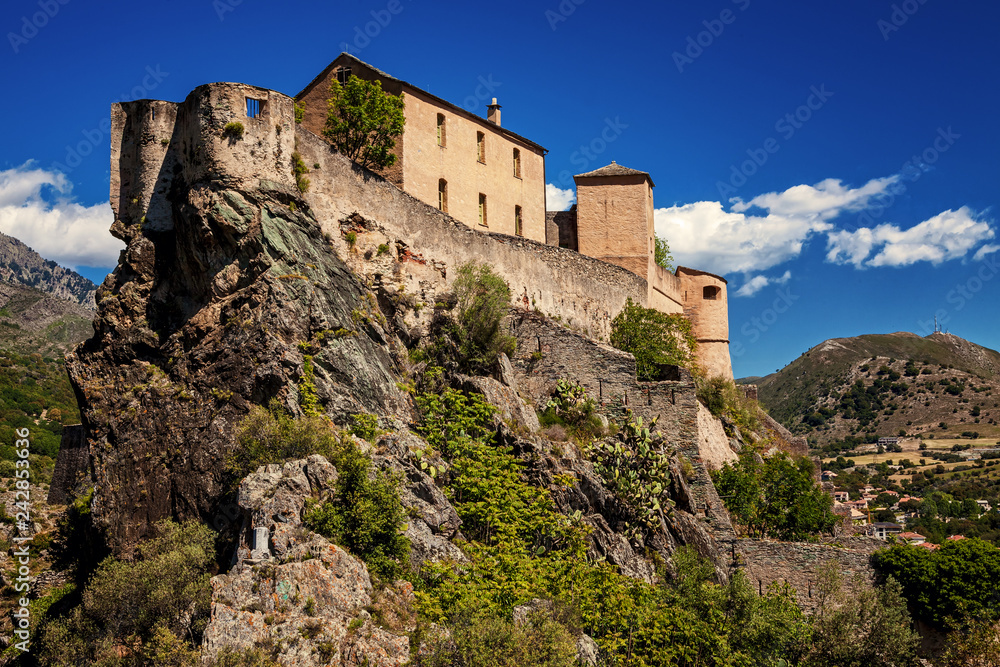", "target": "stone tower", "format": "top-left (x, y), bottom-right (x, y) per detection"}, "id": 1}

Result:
top-left (573, 162), bottom-right (655, 280)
